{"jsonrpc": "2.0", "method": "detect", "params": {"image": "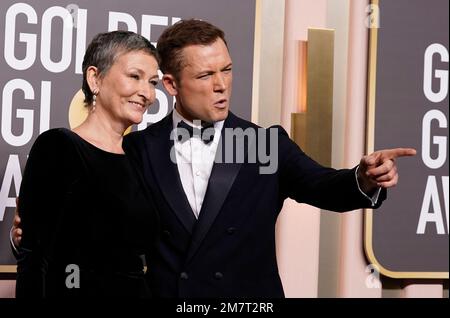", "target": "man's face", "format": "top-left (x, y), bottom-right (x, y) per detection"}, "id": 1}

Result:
top-left (164, 38), bottom-right (232, 123)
